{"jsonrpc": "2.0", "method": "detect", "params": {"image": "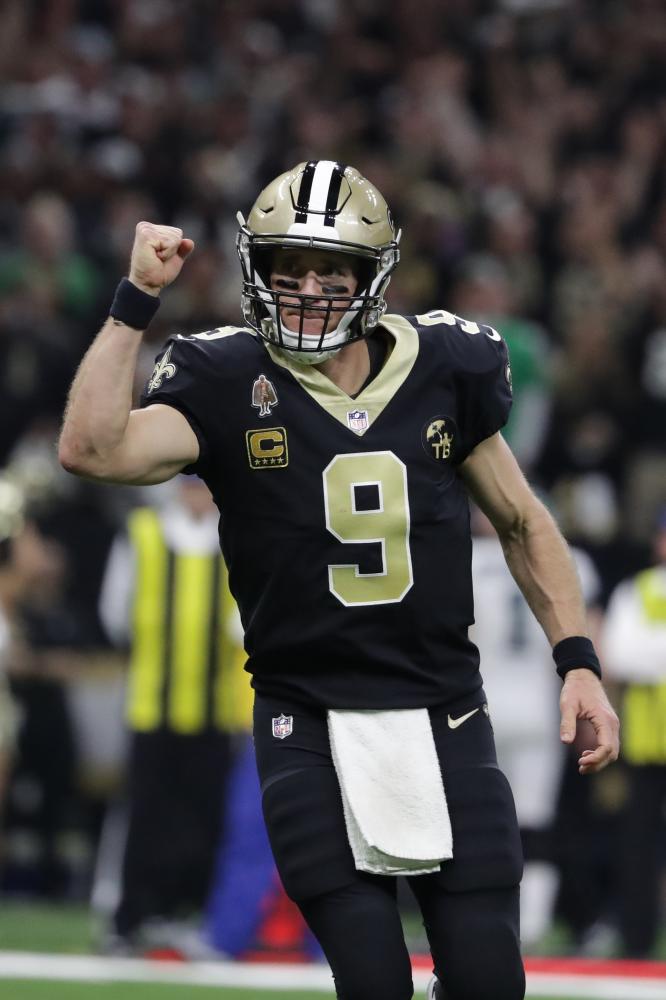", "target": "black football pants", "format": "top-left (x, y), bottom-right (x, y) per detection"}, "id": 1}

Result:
top-left (254, 694), bottom-right (525, 1000)
top-left (300, 877), bottom-right (524, 1000)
